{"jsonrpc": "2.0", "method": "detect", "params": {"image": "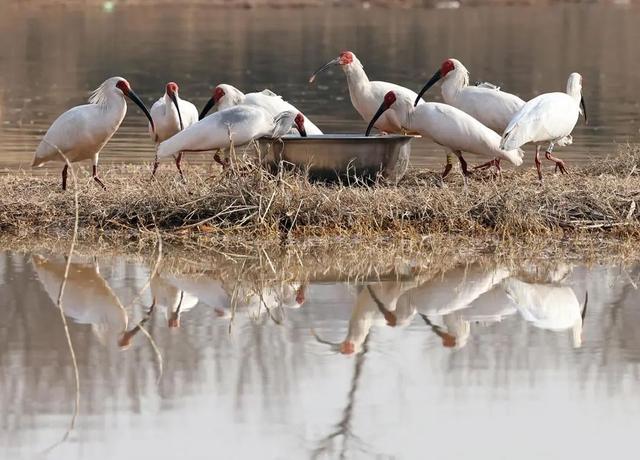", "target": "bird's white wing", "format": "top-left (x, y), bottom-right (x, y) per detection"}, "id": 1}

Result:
top-left (245, 92), bottom-right (323, 135)
top-left (412, 103), bottom-right (524, 165)
top-left (455, 86), bottom-right (525, 132)
top-left (502, 93), bottom-right (578, 149)
top-left (157, 106), bottom-right (269, 159)
top-left (33, 104), bottom-right (113, 166)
